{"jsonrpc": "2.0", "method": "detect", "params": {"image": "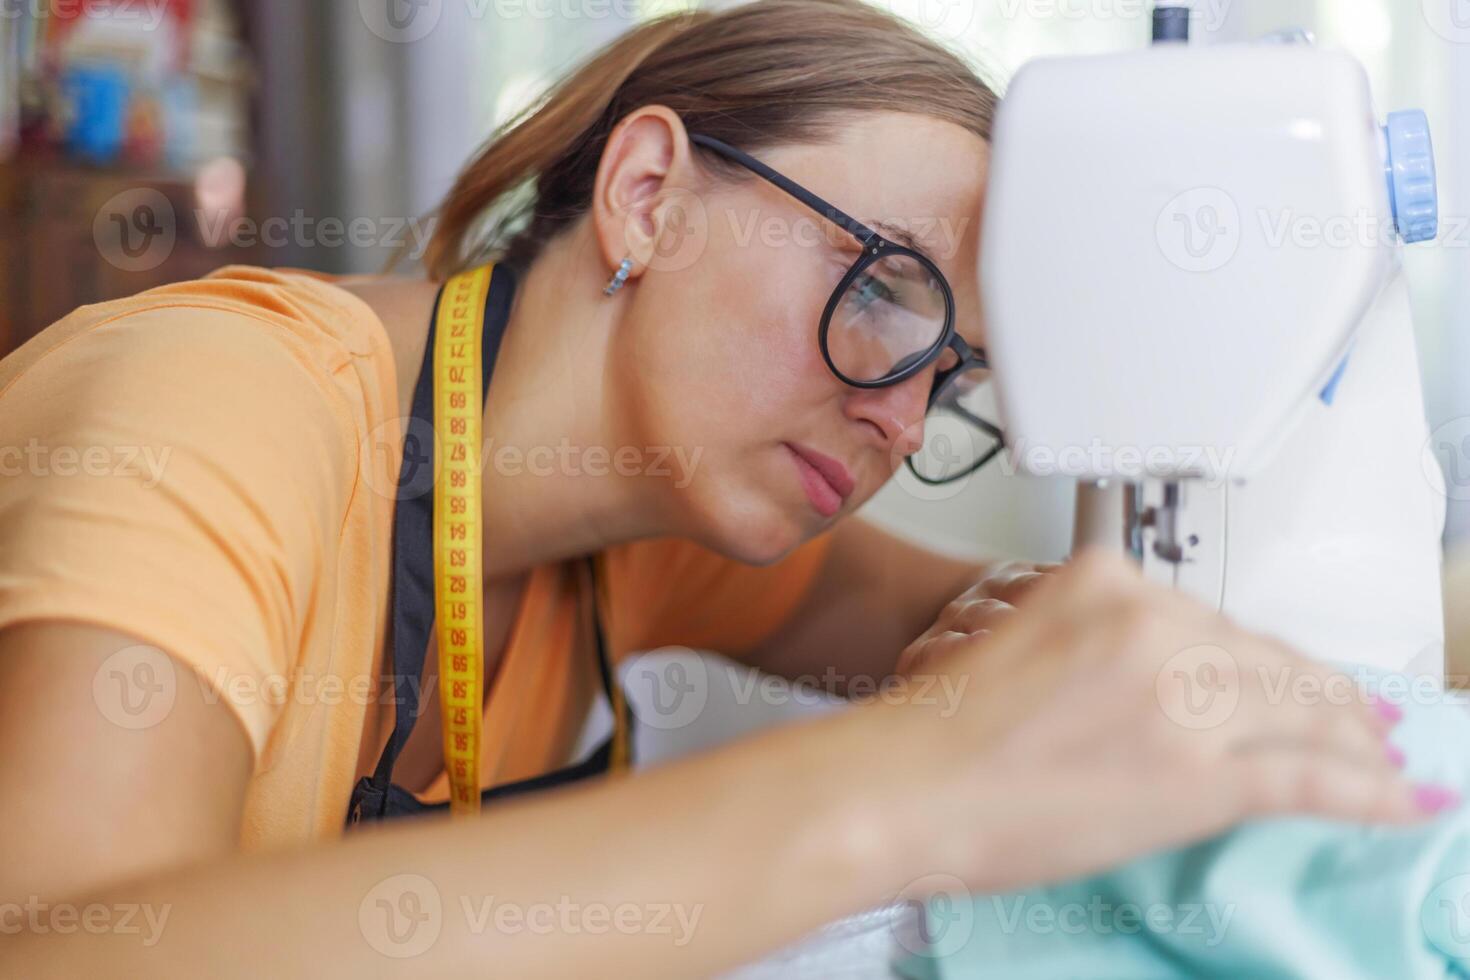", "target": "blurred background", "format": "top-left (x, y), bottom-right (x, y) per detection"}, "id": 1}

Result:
top-left (2, 0), bottom-right (1466, 562)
